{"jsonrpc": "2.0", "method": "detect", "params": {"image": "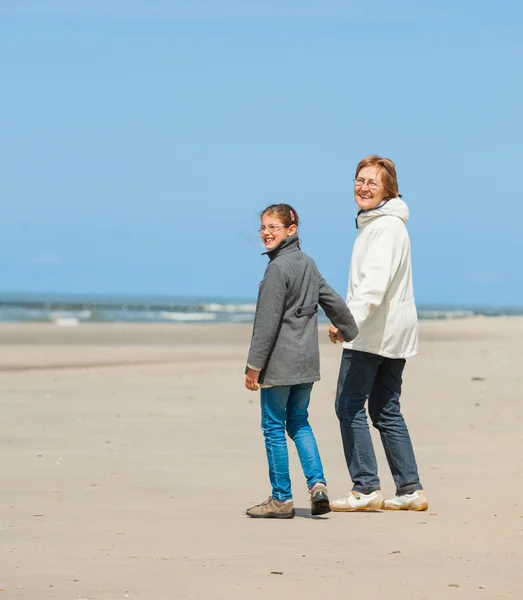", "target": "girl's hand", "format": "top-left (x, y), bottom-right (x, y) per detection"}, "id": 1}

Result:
top-left (245, 368), bottom-right (260, 391)
top-left (328, 325), bottom-right (344, 344)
